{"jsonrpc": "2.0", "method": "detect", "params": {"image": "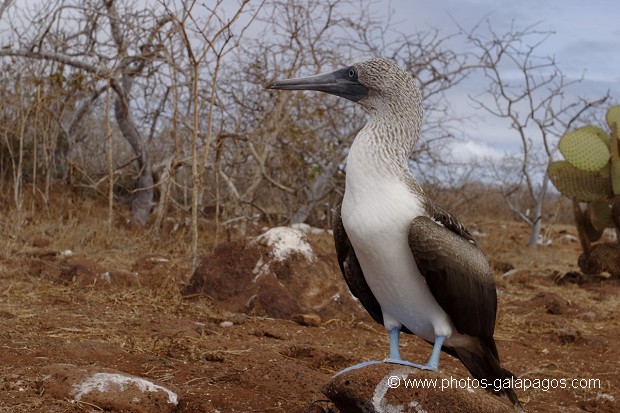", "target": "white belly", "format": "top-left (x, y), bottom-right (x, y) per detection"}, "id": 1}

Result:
top-left (342, 178), bottom-right (454, 342)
